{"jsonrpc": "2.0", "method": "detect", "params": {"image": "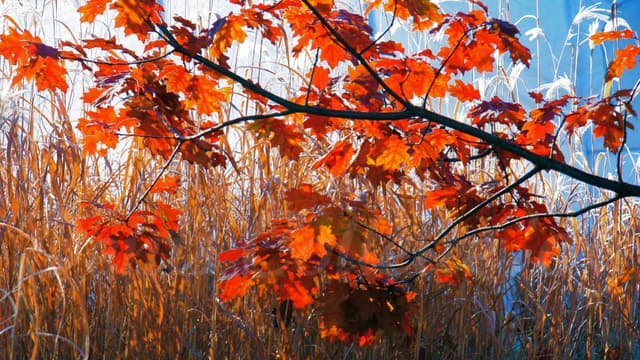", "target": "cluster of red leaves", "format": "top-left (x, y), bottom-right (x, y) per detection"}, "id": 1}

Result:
top-left (76, 200), bottom-right (179, 273)
top-left (1, 0), bottom-right (638, 347)
top-left (565, 90), bottom-right (635, 153)
top-left (470, 94), bottom-right (570, 161)
top-left (218, 184), bottom-right (414, 341)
